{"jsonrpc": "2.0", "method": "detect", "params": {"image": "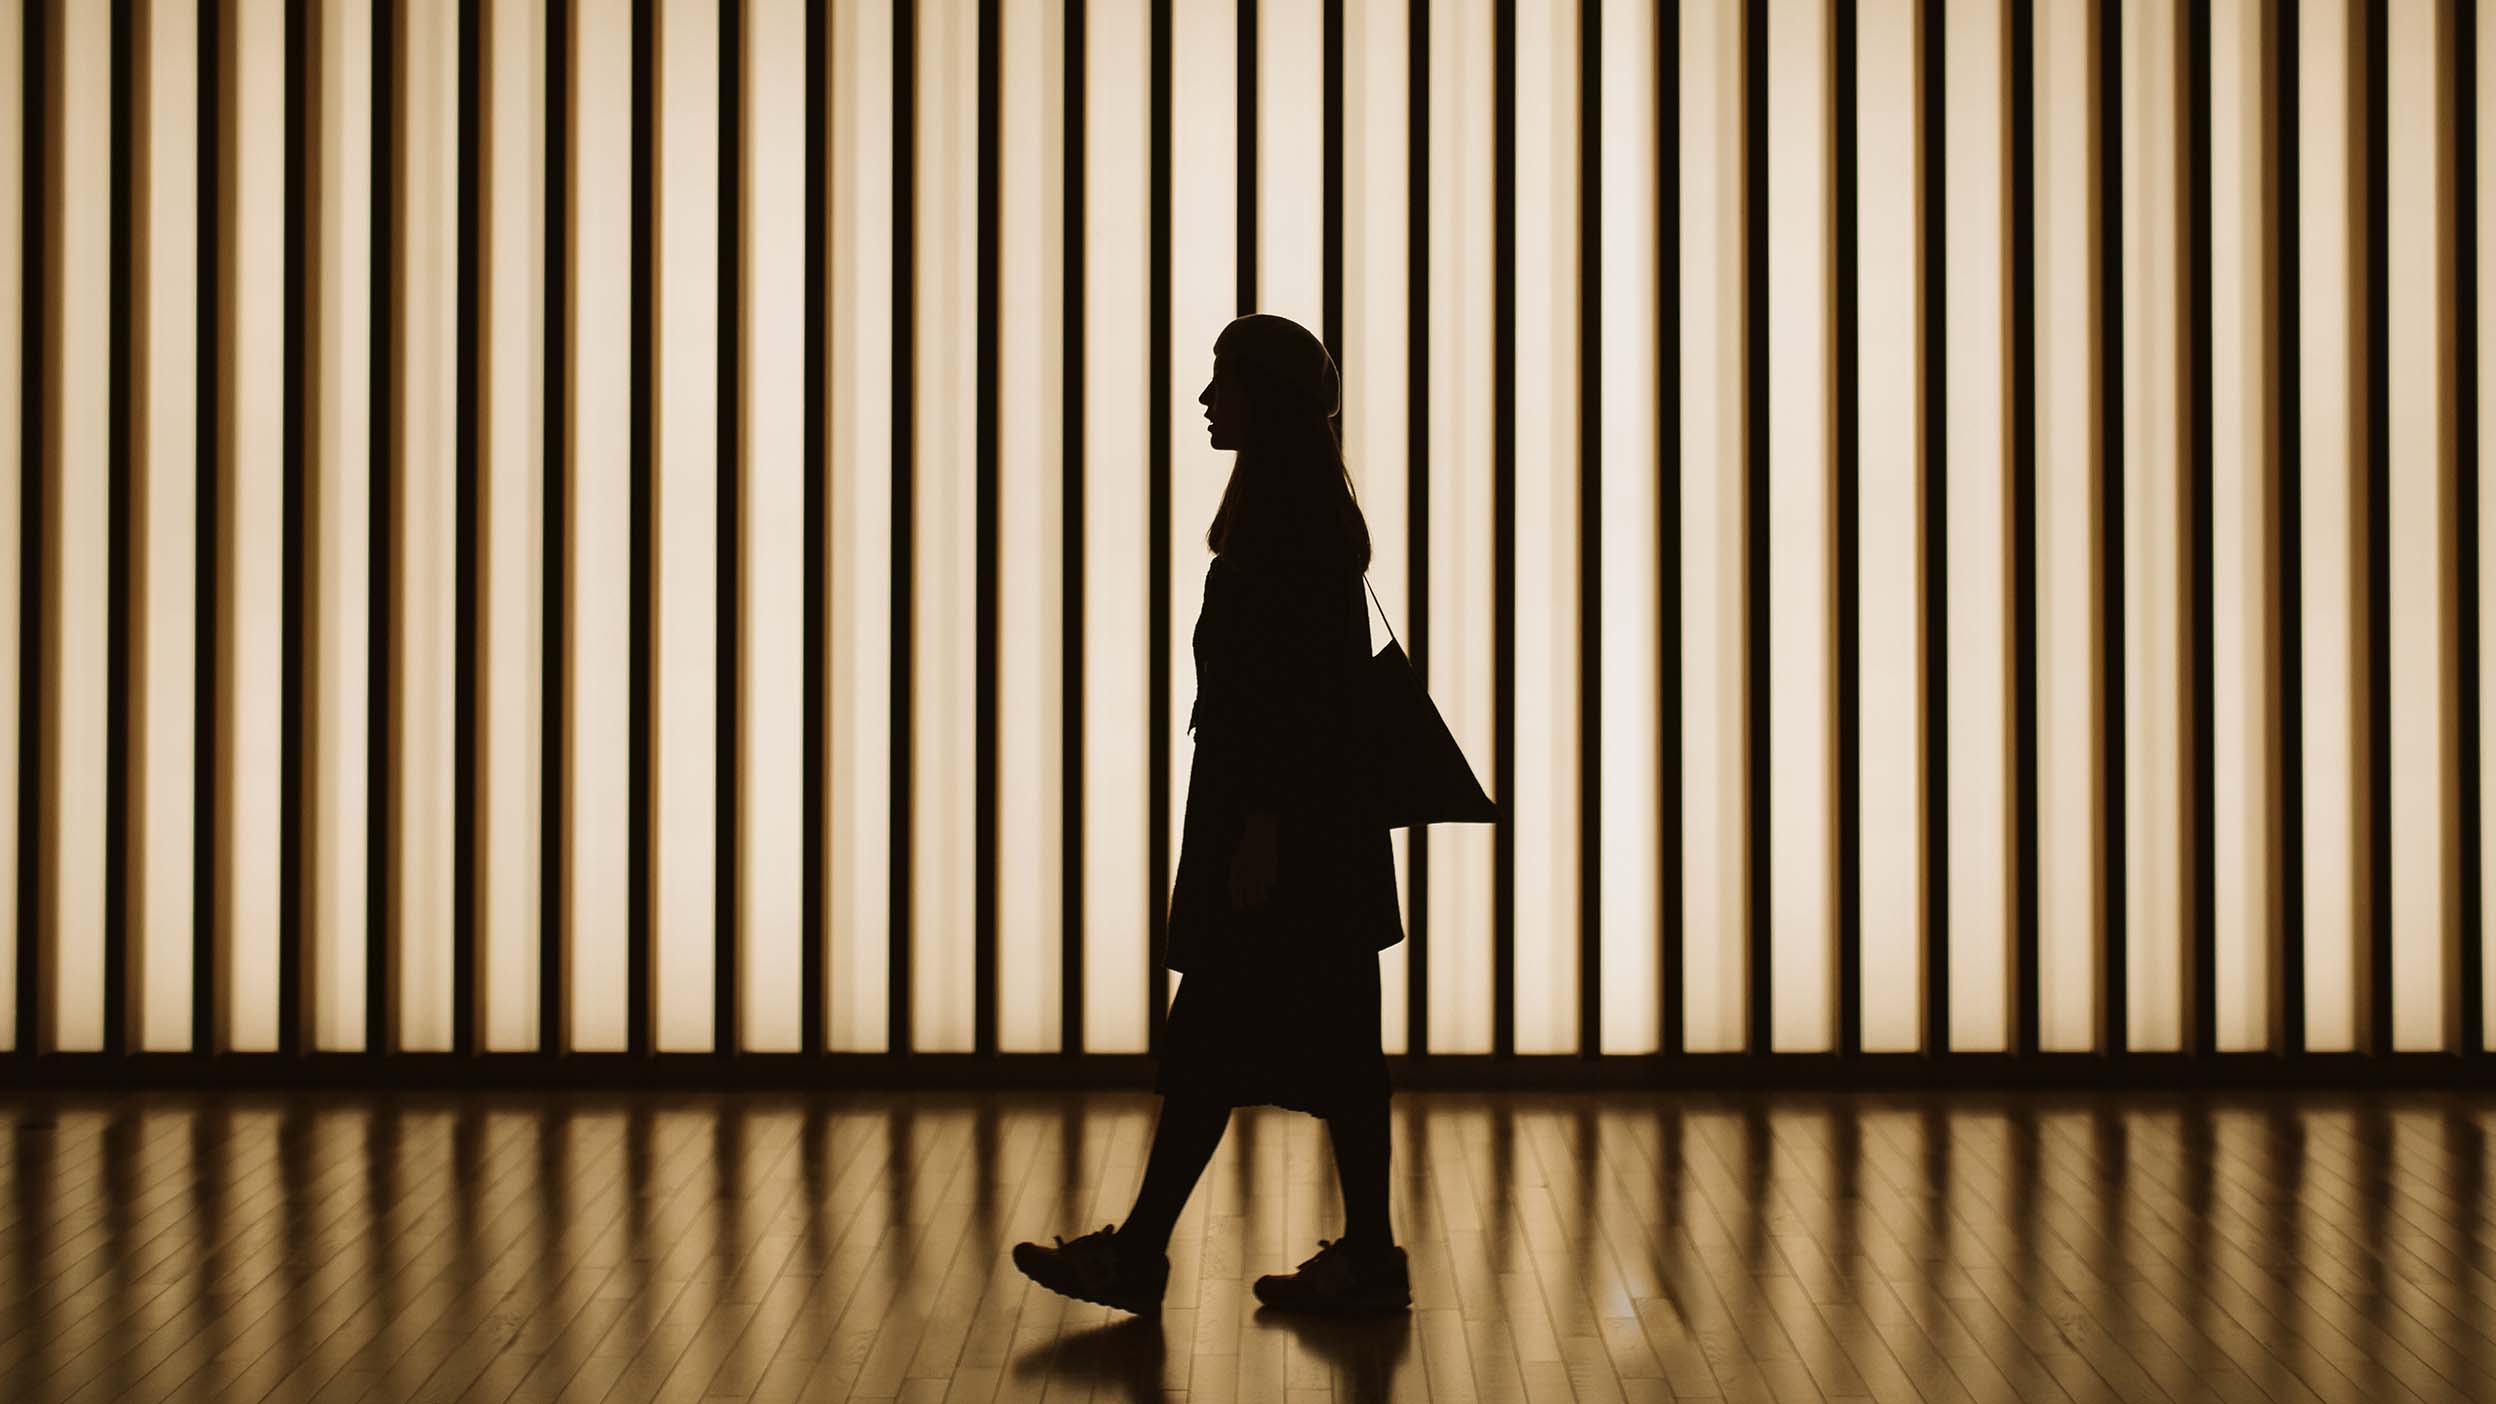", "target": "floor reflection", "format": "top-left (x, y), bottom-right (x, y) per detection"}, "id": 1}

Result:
top-left (0, 1088), bottom-right (2488, 1401)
